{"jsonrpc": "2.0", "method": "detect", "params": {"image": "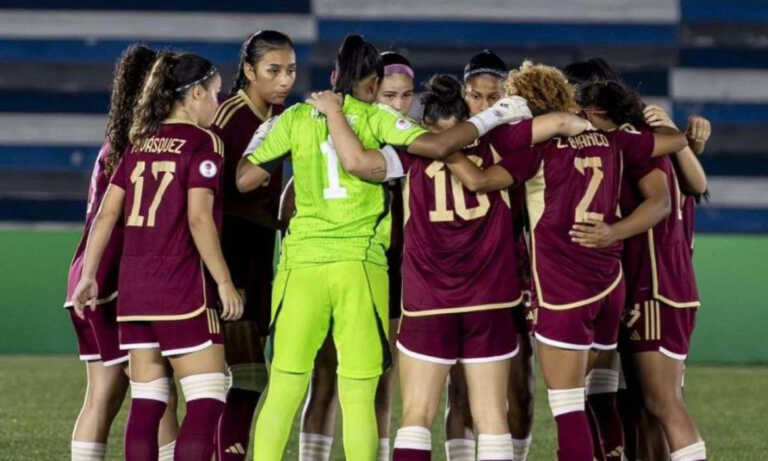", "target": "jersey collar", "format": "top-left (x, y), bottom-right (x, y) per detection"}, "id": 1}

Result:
top-left (237, 89), bottom-right (272, 121)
